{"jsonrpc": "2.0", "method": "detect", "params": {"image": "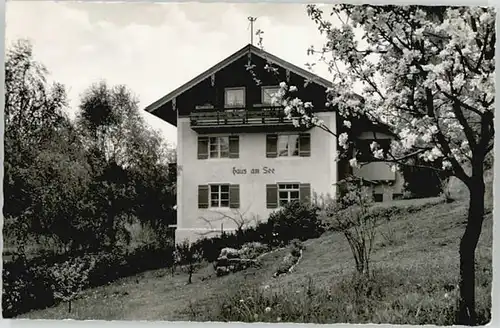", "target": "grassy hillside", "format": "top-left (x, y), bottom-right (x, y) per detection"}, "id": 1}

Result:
top-left (20, 190), bottom-right (493, 324)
